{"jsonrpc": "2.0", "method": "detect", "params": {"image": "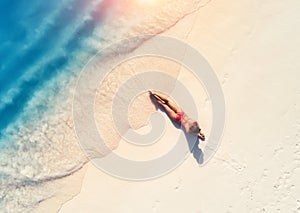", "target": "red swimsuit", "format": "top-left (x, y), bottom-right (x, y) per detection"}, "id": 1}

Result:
top-left (175, 111), bottom-right (184, 122)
